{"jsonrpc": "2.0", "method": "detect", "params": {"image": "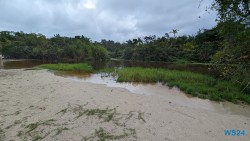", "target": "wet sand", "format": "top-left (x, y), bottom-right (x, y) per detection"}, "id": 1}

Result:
top-left (0, 69), bottom-right (249, 141)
